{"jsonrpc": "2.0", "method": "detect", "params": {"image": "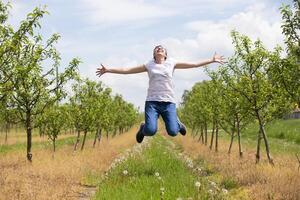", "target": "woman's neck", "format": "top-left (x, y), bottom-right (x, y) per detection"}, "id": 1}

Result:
top-left (155, 57), bottom-right (165, 64)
